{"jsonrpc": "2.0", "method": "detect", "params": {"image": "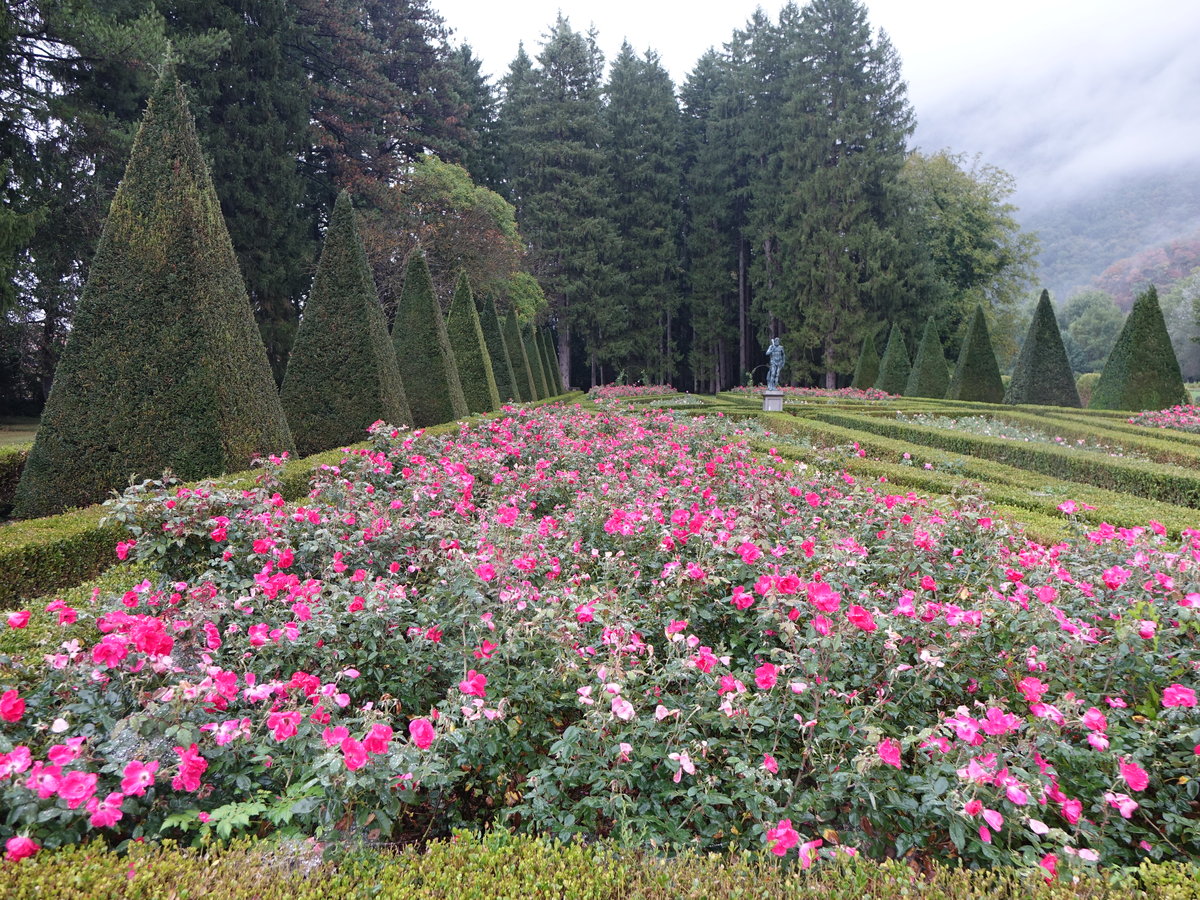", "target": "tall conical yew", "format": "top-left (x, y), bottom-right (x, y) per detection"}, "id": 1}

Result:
top-left (525, 324), bottom-right (550, 399)
top-left (280, 192), bottom-right (410, 455)
top-left (905, 317), bottom-right (950, 399)
top-left (851, 331), bottom-right (880, 390)
top-left (1089, 285), bottom-right (1188, 411)
top-left (13, 66), bottom-right (294, 519)
top-left (1006, 290), bottom-right (1080, 407)
top-left (874, 324), bottom-right (911, 395)
top-left (392, 250), bottom-right (468, 427)
top-left (447, 272), bottom-right (501, 414)
top-left (541, 328), bottom-right (564, 394)
top-left (504, 310), bottom-right (538, 401)
top-left (476, 292), bottom-right (519, 402)
top-left (947, 305), bottom-right (1005, 403)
